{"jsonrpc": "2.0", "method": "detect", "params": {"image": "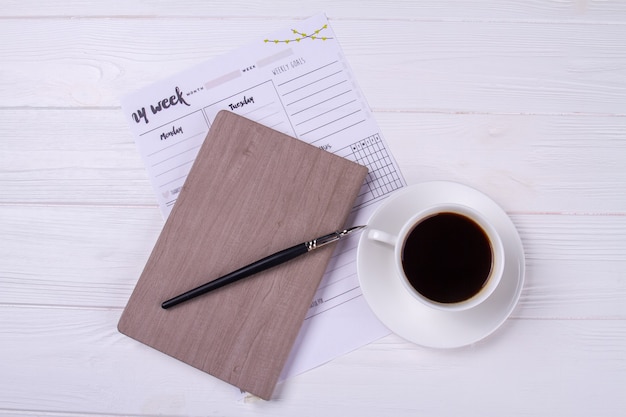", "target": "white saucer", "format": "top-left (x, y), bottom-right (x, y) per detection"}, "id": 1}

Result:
top-left (357, 181), bottom-right (525, 348)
